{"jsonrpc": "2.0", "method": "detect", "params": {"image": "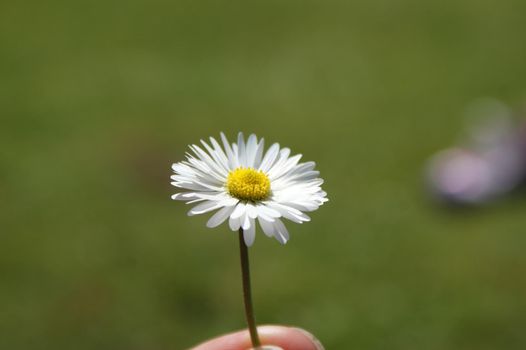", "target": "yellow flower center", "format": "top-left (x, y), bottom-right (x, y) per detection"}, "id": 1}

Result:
top-left (226, 167), bottom-right (271, 201)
